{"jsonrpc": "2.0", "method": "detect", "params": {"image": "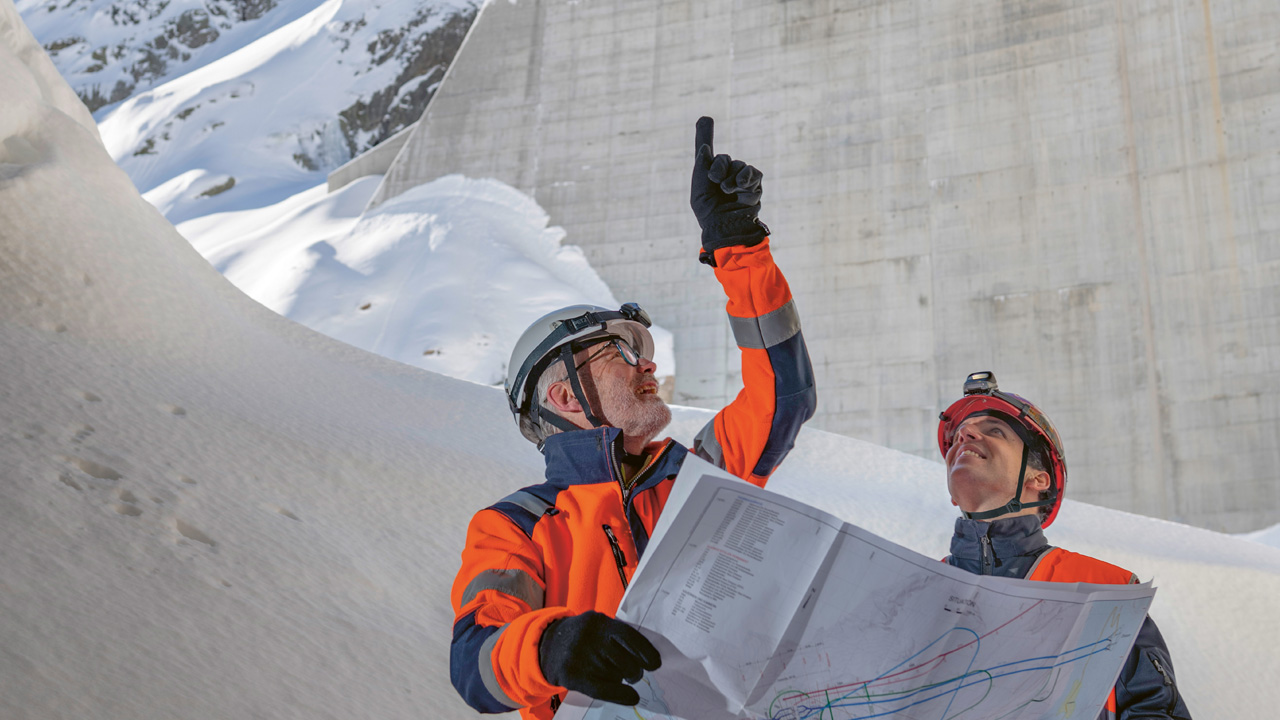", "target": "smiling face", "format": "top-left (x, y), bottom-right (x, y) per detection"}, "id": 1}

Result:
top-left (588, 341), bottom-right (670, 450)
top-left (945, 414), bottom-right (1049, 518)
top-left (547, 338), bottom-right (670, 454)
